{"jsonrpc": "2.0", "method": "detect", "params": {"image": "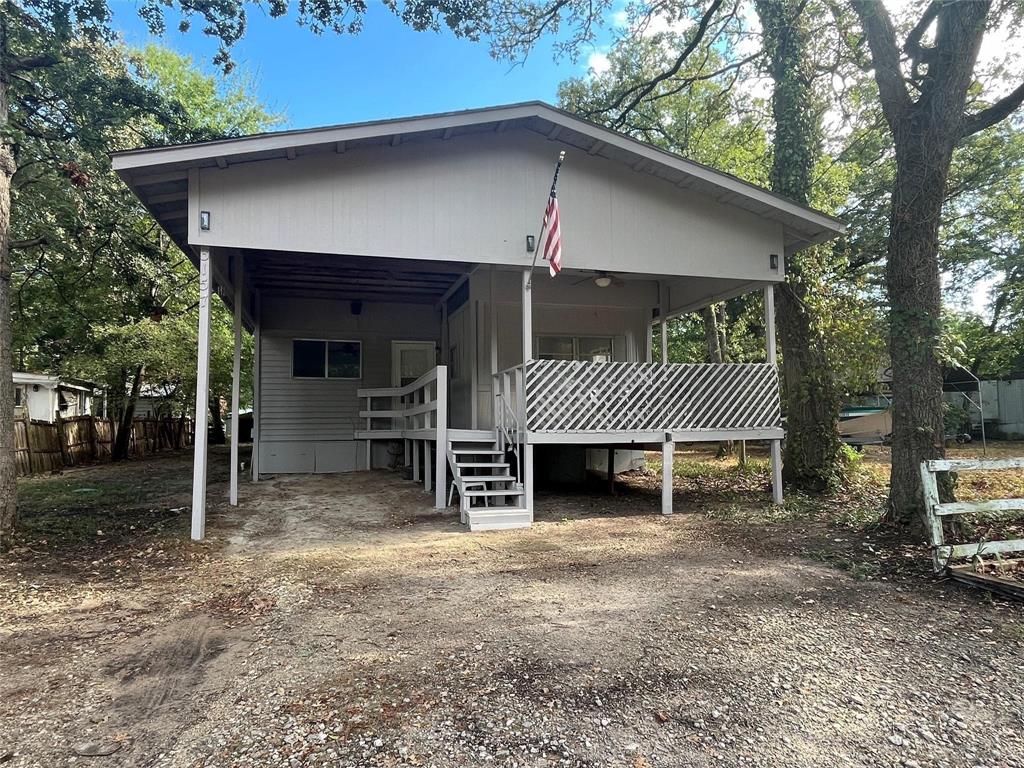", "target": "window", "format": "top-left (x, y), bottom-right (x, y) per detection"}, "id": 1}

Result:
top-left (537, 336), bottom-right (614, 363)
top-left (292, 339), bottom-right (362, 379)
top-left (14, 386), bottom-right (23, 407)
